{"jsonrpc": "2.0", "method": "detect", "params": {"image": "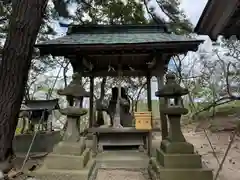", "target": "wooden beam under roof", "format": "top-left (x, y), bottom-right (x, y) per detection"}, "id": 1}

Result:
top-left (67, 53), bottom-right (169, 77)
top-left (80, 59), bottom-right (168, 77)
top-left (80, 66), bottom-right (169, 77)
top-left (195, 0), bottom-right (240, 40)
